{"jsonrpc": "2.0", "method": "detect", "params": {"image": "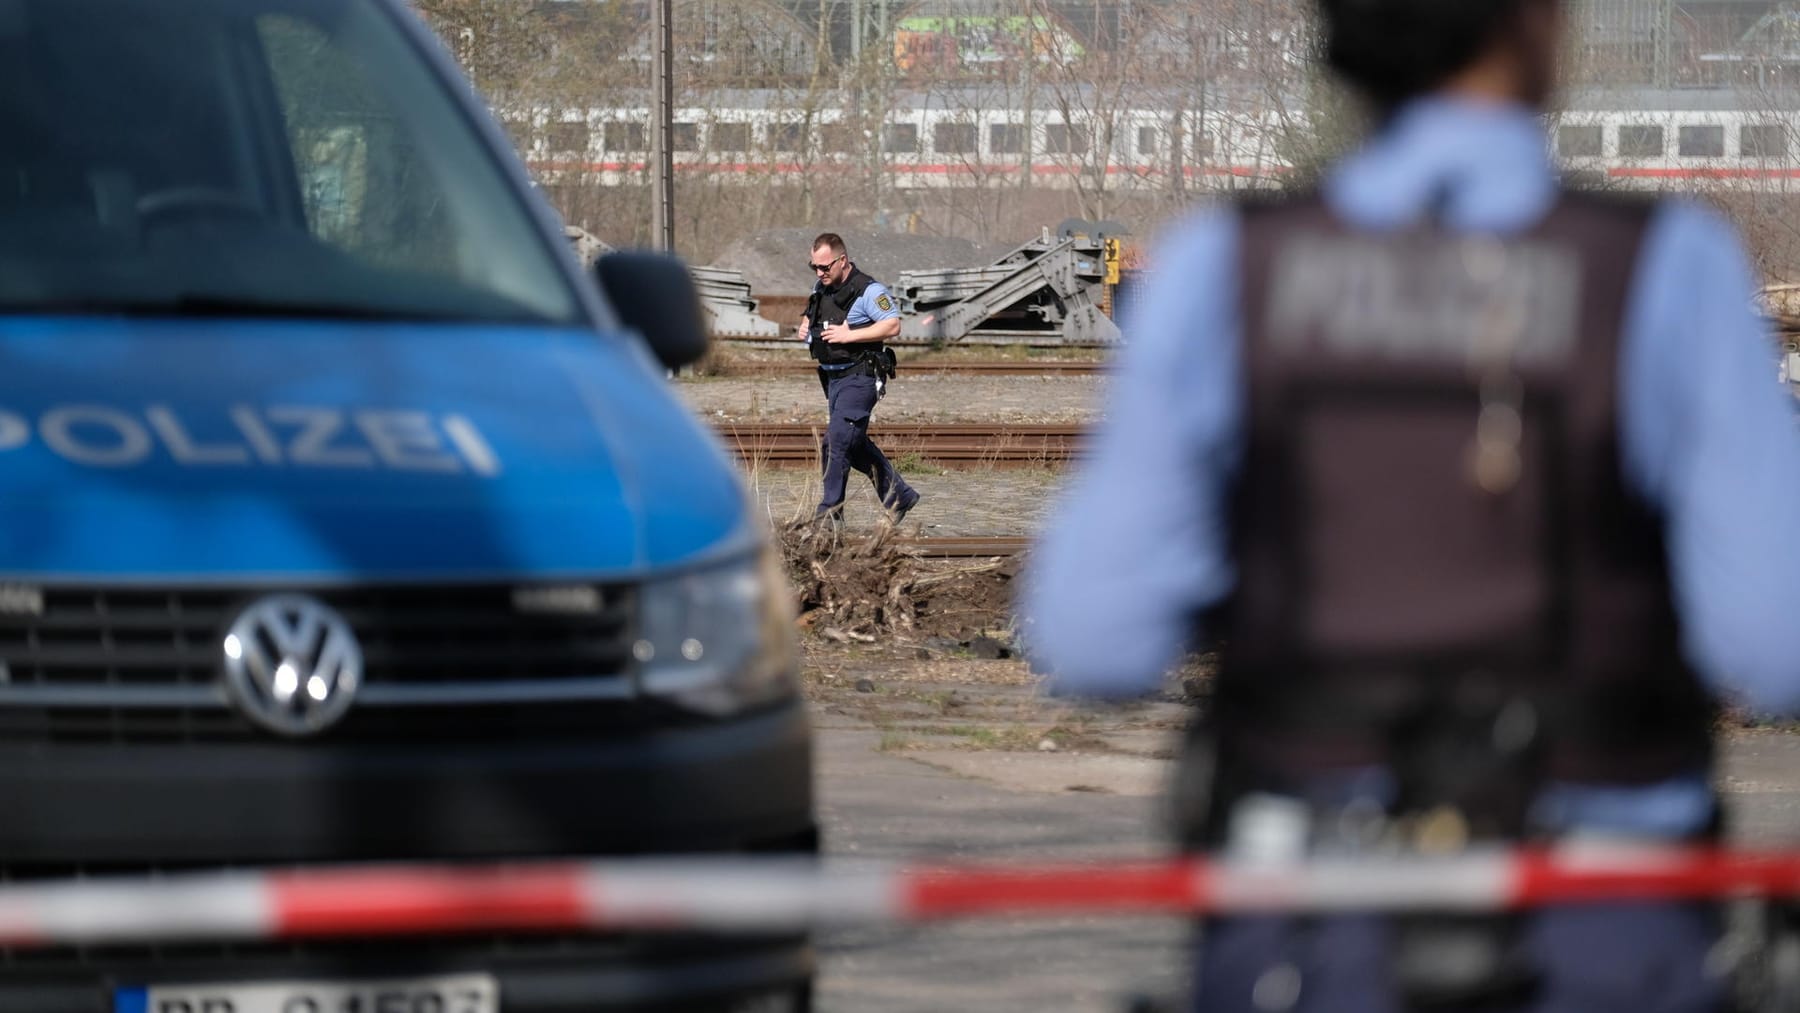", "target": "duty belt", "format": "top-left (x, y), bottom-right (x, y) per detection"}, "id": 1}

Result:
top-left (819, 359), bottom-right (878, 379)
